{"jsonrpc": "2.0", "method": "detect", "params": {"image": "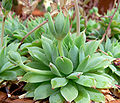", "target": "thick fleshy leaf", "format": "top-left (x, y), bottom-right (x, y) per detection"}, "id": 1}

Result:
top-left (83, 56), bottom-right (112, 73)
top-left (63, 45), bottom-right (69, 57)
top-left (115, 71), bottom-right (120, 77)
top-left (41, 37), bottom-right (52, 61)
top-left (21, 72), bottom-right (54, 83)
top-left (109, 65), bottom-right (117, 72)
top-left (10, 67), bottom-right (25, 76)
top-left (0, 71), bottom-right (16, 80)
top-left (7, 43), bottom-right (20, 52)
top-left (114, 45), bottom-right (120, 58)
top-left (85, 87), bottom-right (105, 102)
top-left (0, 62), bottom-right (14, 72)
top-left (75, 75), bottom-right (96, 87)
top-left (34, 82), bottom-right (57, 100)
top-left (55, 57), bottom-right (73, 75)
top-left (67, 72), bottom-right (83, 79)
top-left (24, 83), bottom-right (40, 97)
top-left (51, 45), bottom-right (59, 64)
top-left (27, 61), bottom-right (49, 70)
top-left (75, 85), bottom-right (90, 103)
top-left (24, 83), bottom-right (40, 91)
top-left (8, 51), bottom-right (22, 64)
top-left (49, 63), bottom-right (61, 77)
top-left (79, 46), bottom-right (85, 64)
top-left (74, 30), bottom-right (86, 49)
top-left (60, 83), bottom-right (78, 102)
top-left (84, 40), bottom-right (100, 56)
top-left (41, 36), bottom-right (53, 45)
top-left (51, 77), bottom-right (68, 89)
top-left (27, 47), bottom-right (49, 66)
top-left (76, 55), bottom-right (90, 72)
top-left (68, 45), bottom-right (79, 69)
top-left (0, 47), bottom-right (6, 69)
top-left (49, 91), bottom-right (64, 103)
top-left (87, 73), bottom-right (113, 88)
top-left (26, 91), bottom-right (34, 97)
top-left (105, 36), bottom-right (112, 52)
top-left (63, 34), bottom-right (73, 49)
